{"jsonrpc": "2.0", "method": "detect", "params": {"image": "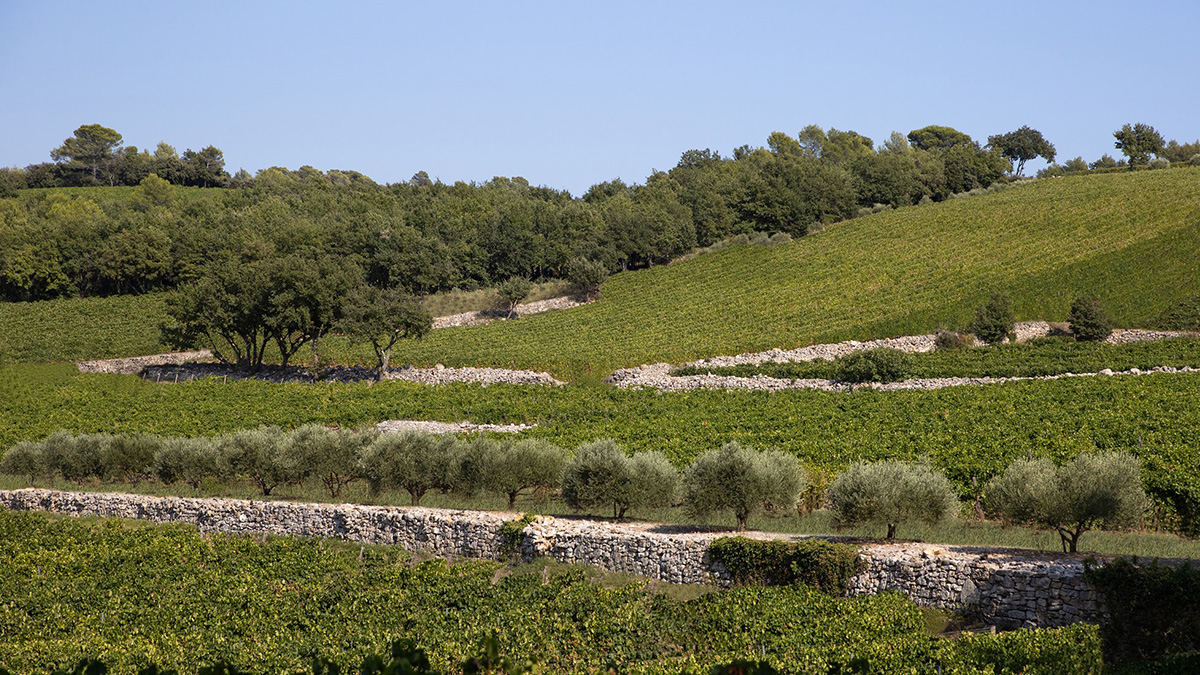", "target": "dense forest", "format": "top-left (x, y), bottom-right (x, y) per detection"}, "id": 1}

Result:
top-left (0, 122), bottom-right (1194, 304)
